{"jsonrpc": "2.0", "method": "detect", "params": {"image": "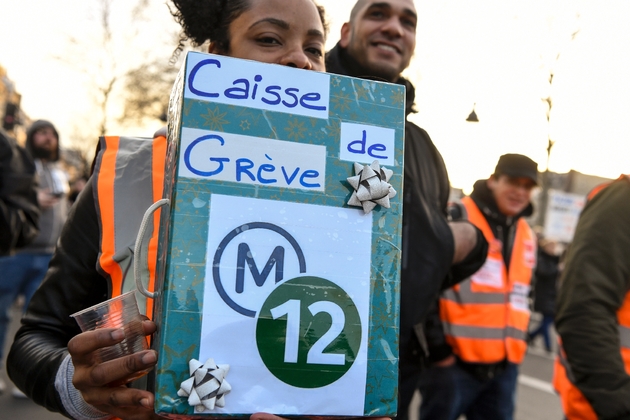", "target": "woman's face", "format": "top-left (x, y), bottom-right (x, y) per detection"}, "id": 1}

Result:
top-left (211, 0), bottom-right (326, 71)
